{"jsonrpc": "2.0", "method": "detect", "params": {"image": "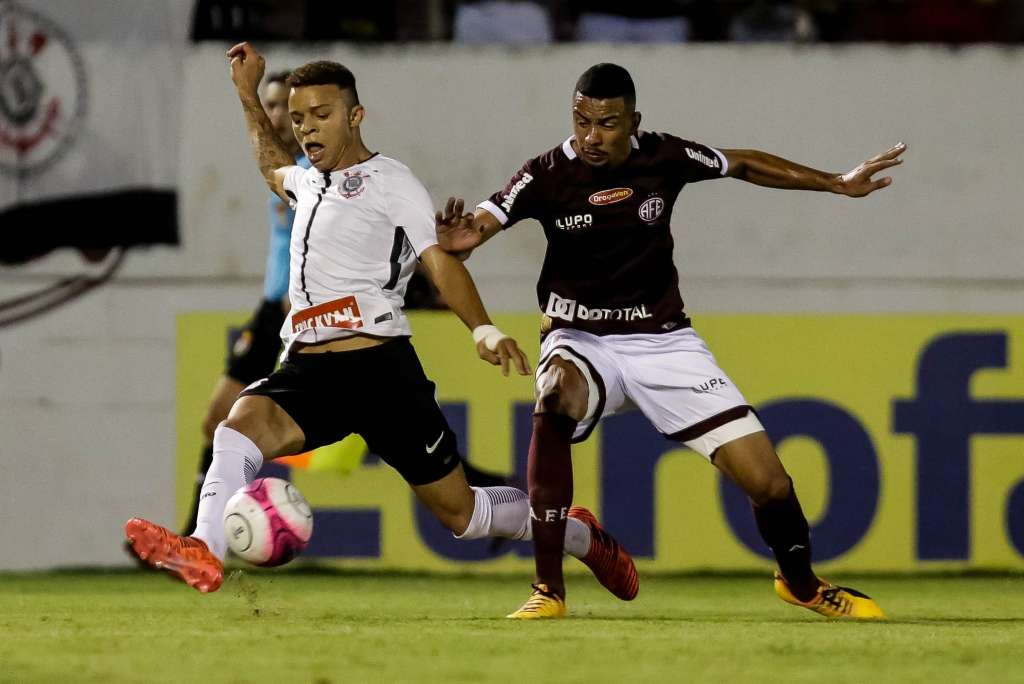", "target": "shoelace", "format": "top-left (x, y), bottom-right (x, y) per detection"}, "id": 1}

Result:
top-left (520, 585), bottom-right (560, 612)
top-left (819, 587), bottom-right (850, 613)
